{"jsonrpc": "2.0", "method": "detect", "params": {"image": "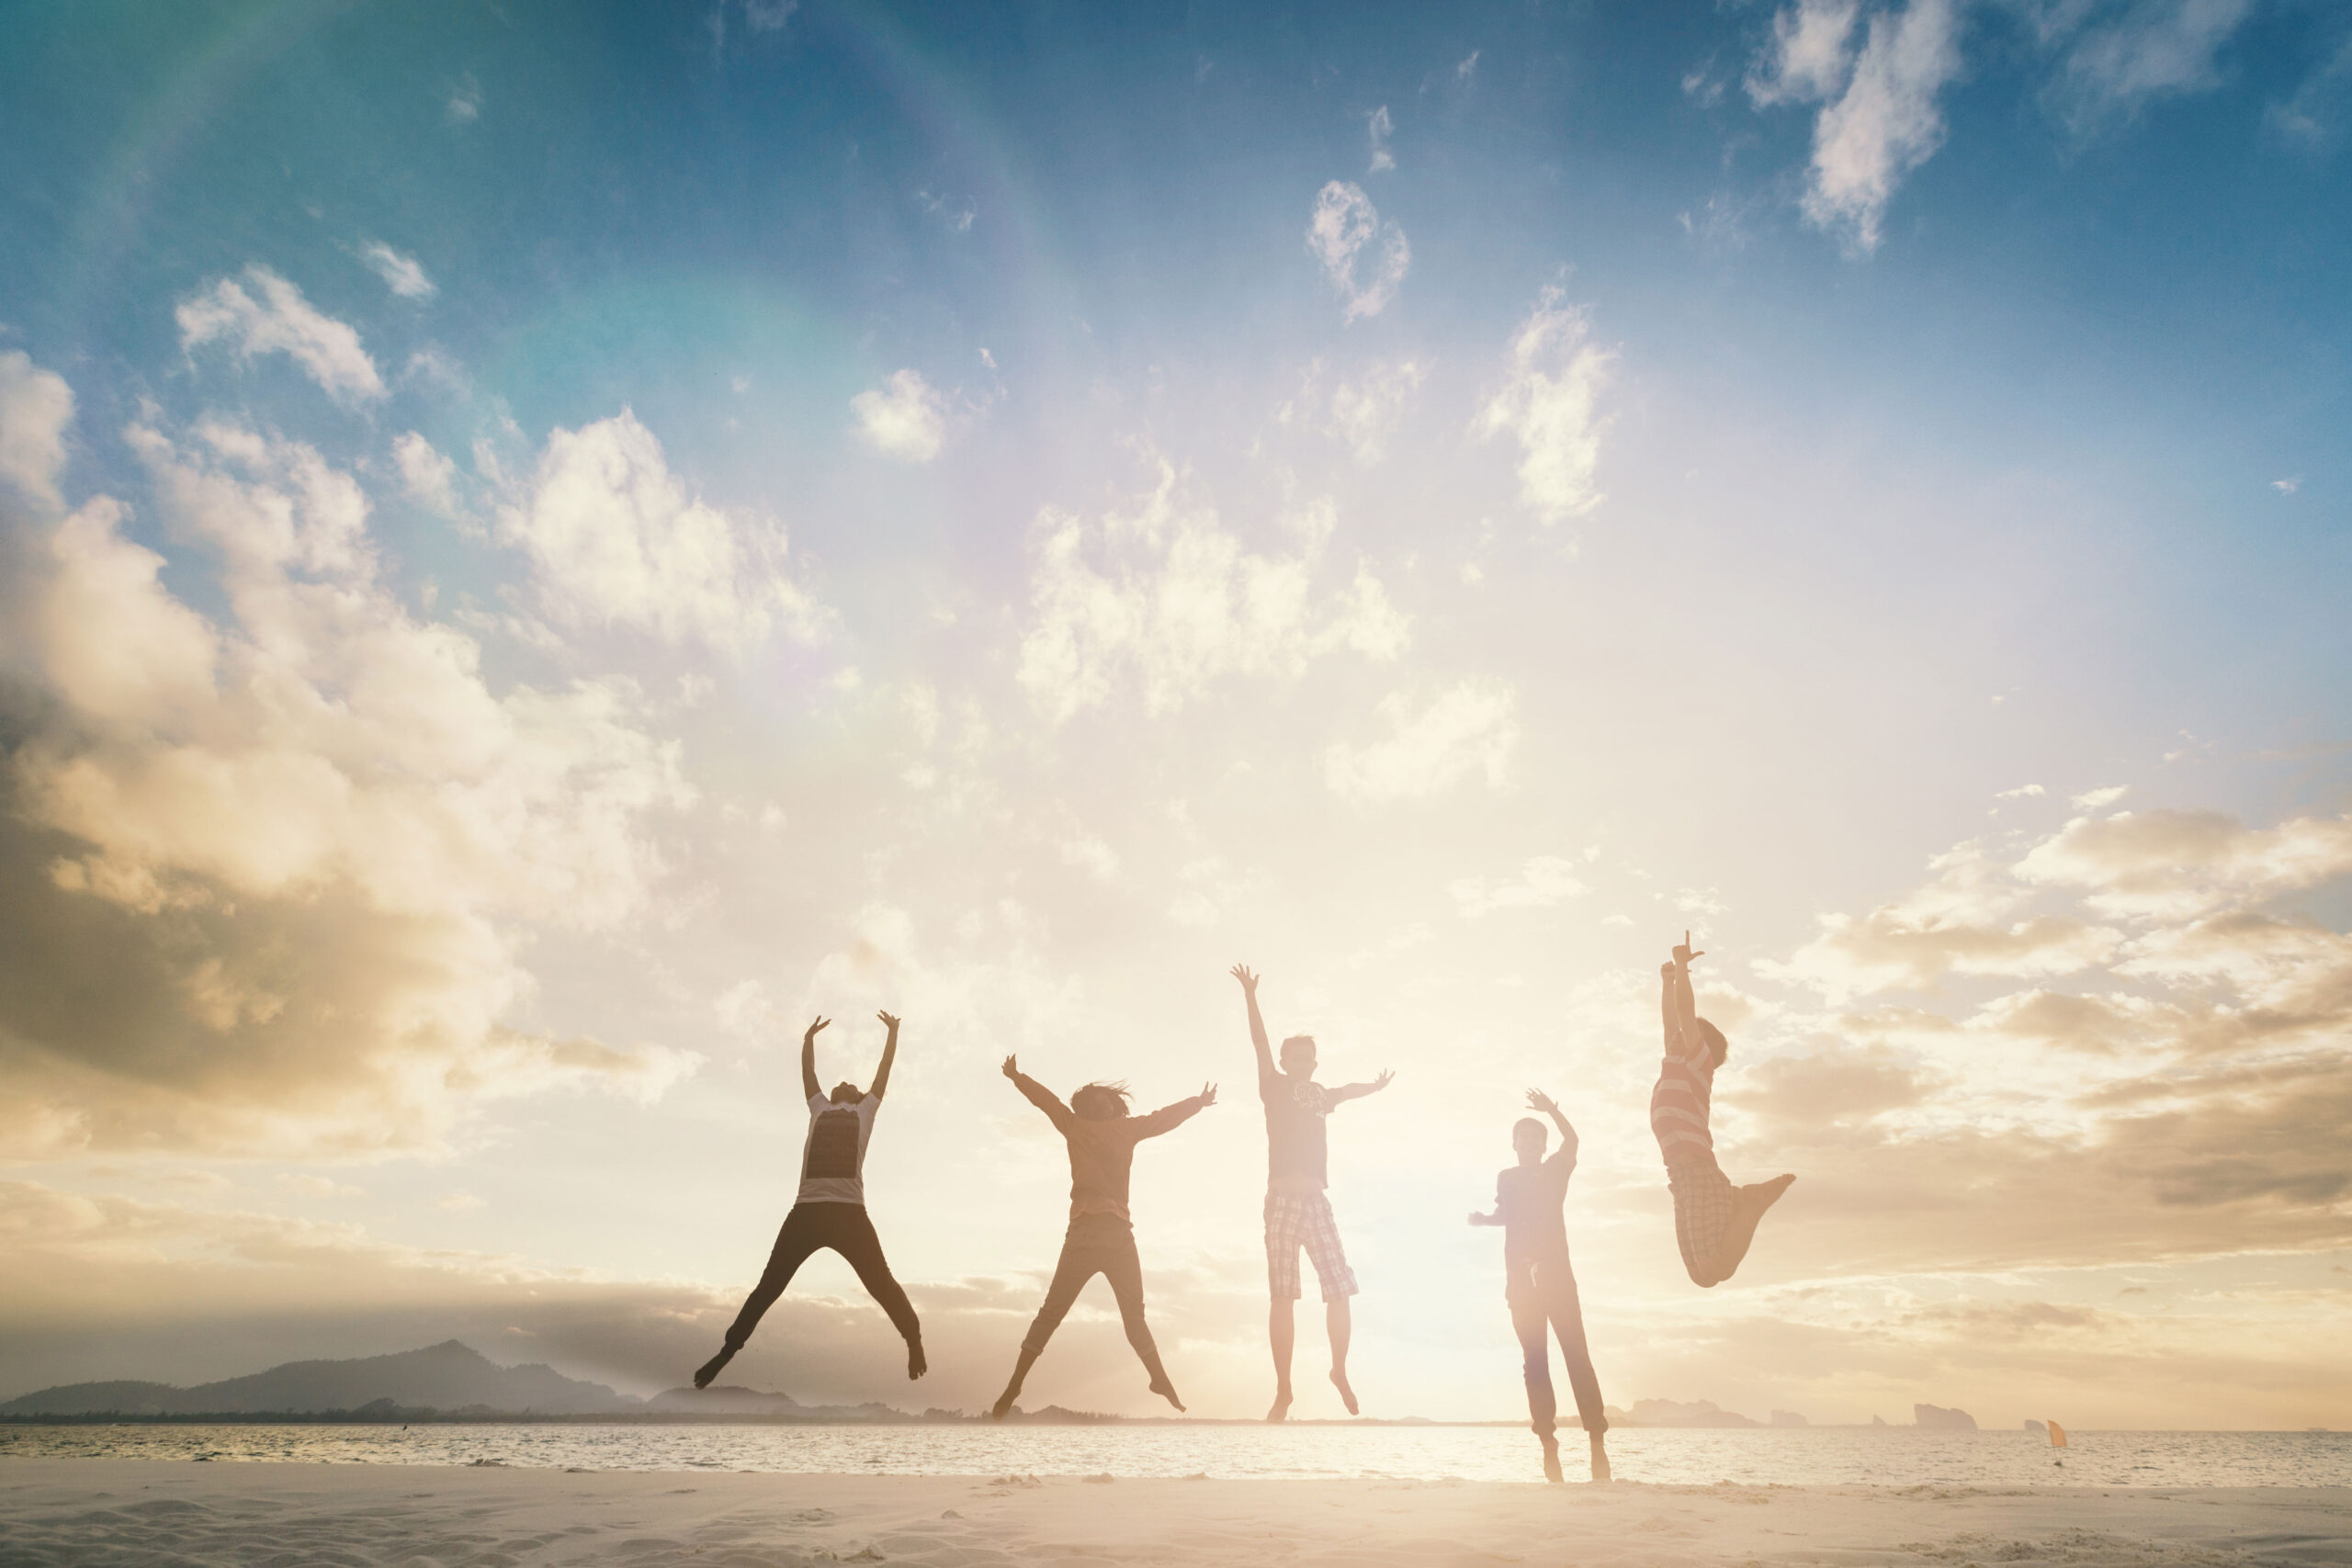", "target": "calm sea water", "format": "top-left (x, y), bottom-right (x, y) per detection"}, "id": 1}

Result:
top-left (2, 1425), bottom-right (2345, 1487)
